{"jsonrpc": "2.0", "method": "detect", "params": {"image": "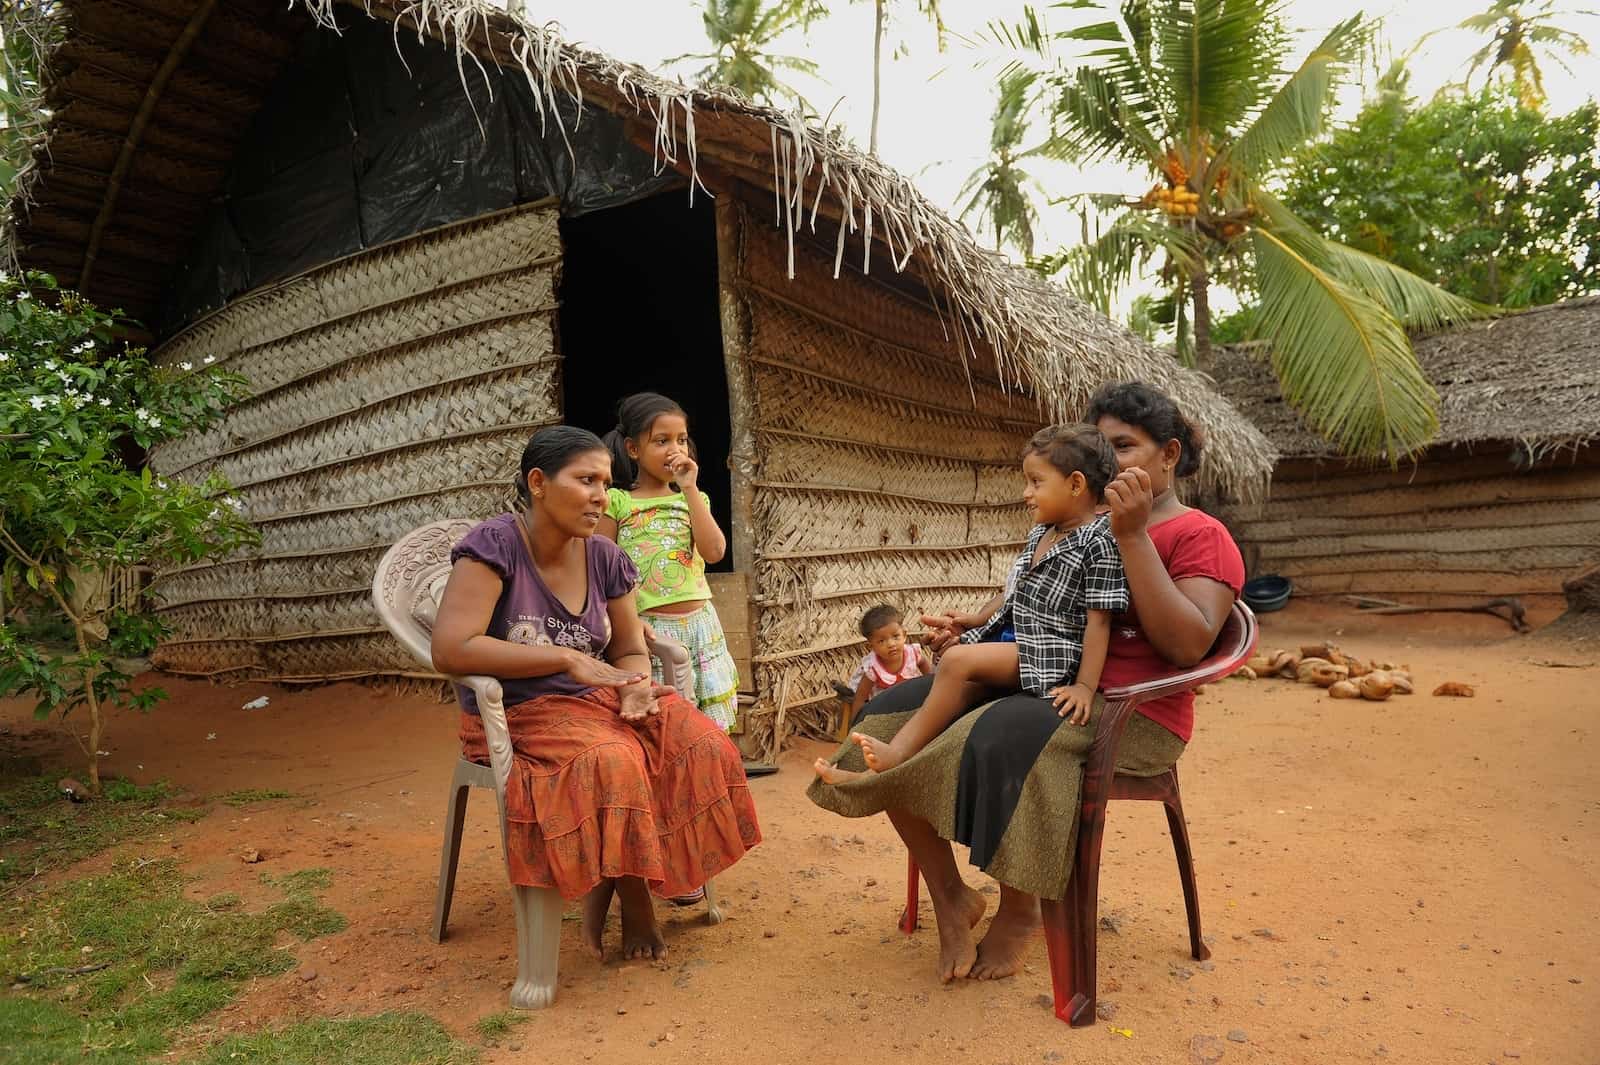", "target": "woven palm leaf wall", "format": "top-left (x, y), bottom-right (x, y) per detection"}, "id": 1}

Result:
top-left (145, 203), bottom-right (563, 680)
top-left (731, 209), bottom-right (1036, 749)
